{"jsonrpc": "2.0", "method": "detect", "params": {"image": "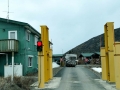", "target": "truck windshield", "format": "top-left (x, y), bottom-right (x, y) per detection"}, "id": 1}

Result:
top-left (69, 57), bottom-right (76, 60)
